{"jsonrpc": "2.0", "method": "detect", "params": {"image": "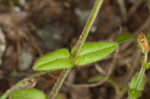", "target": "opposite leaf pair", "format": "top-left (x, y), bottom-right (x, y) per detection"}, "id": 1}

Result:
top-left (33, 42), bottom-right (118, 71)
